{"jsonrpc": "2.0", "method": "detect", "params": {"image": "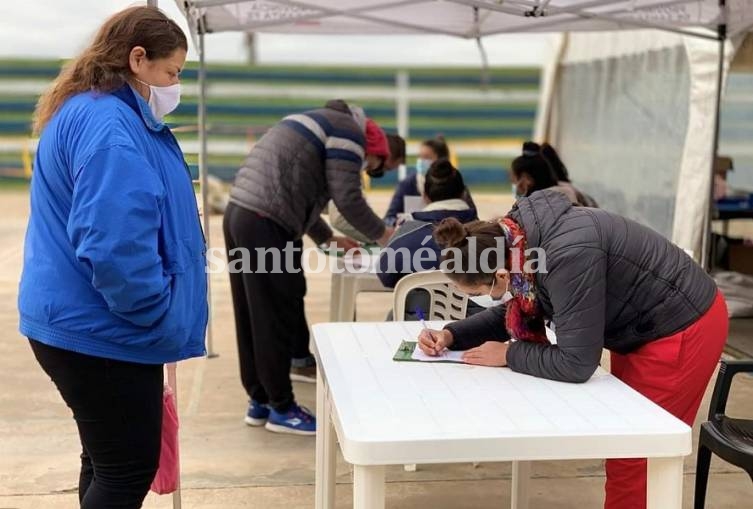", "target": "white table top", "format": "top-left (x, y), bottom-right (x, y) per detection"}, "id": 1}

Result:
top-left (336, 252), bottom-right (380, 275)
top-left (312, 321), bottom-right (692, 466)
